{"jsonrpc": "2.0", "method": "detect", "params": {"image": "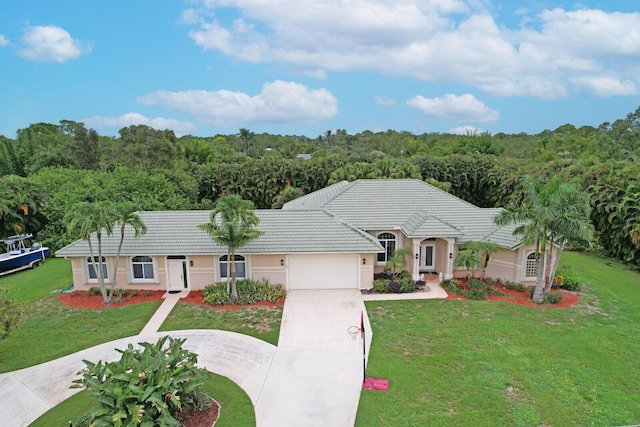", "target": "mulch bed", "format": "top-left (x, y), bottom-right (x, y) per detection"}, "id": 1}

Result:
top-left (58, 289), bottom-right (284, 310)
top-left (445, 281), bottom-right (580, 308)
top-left (177, 398), bottom-right (220, 427)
